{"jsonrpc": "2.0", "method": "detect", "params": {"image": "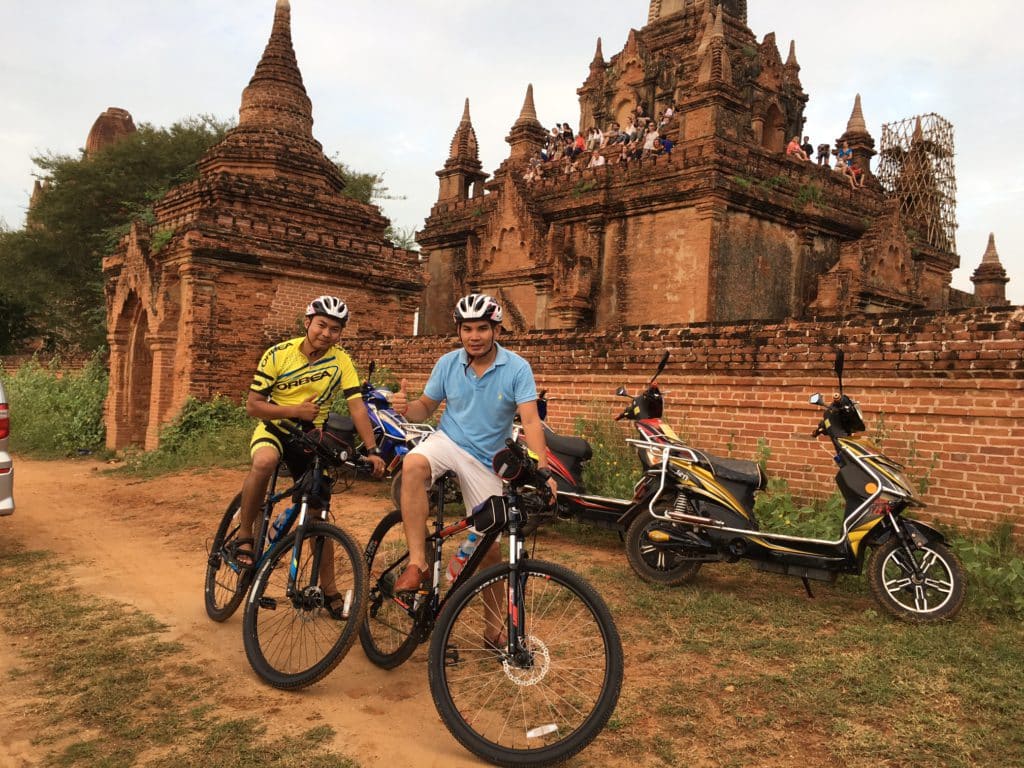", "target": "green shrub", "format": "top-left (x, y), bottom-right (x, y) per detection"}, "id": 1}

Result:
top-left (0, 353), bottom-right (108, 456)
top-left (753, 477), bottom-right (845, 539)
top-left (574, 416), bottom-right (638, 499)
top-left (121, 395), bottom-right (251, 475)
top-left (953, 523), bottom-right (1024, 619)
